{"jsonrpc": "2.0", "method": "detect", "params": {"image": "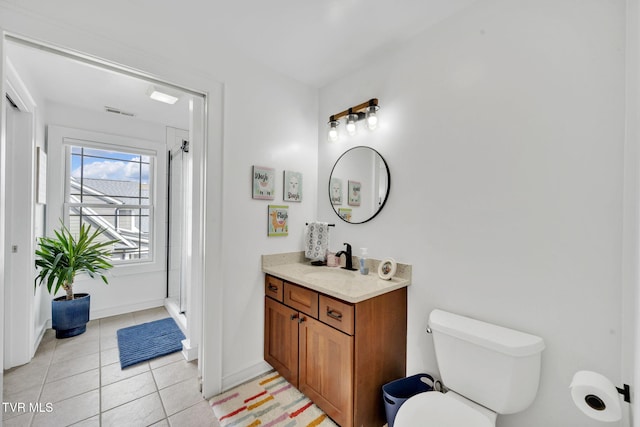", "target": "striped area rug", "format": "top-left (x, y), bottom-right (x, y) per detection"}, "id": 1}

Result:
top-left (210, 371), bottom-right (338, 427)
